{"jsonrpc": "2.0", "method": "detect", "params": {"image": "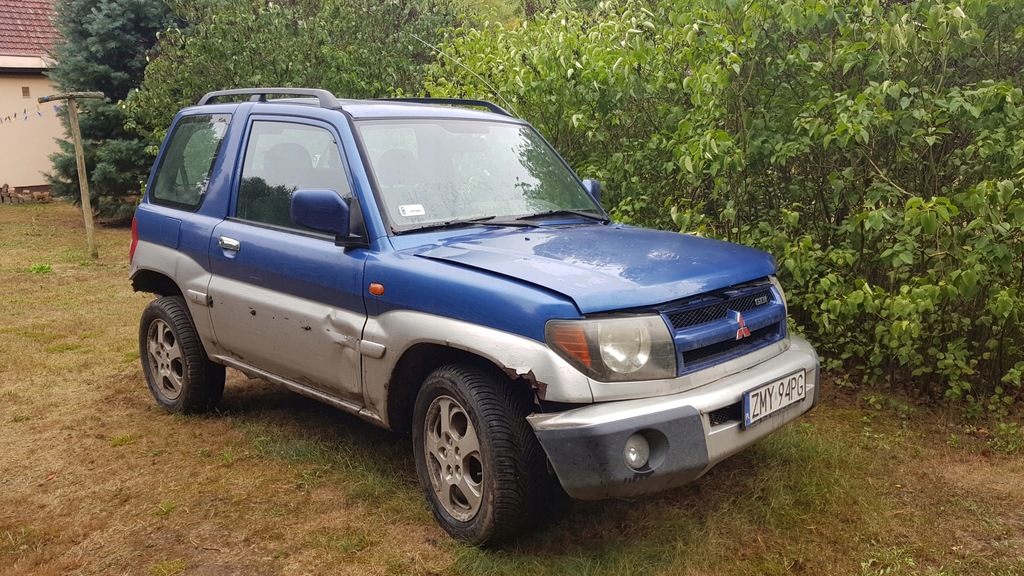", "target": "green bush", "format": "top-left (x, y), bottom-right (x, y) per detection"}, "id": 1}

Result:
top-left (423, 0), bottom-right (1024, 414)
top-left (126, 0), bottom-right (461, 143)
